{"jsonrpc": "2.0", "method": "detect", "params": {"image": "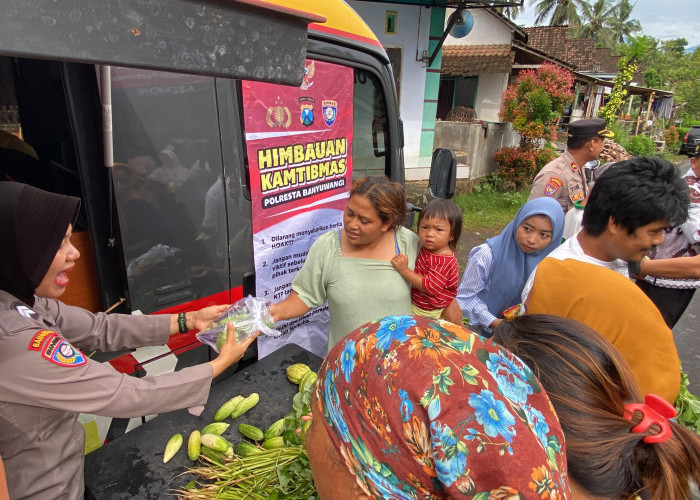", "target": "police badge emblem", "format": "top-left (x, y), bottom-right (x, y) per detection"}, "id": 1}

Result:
top-left (42, 335), bottom-right (87, 367)
top-left (322, 100), bottom-right (337, 126)
top-left (544, 177), bottom-right (563, 196)
top-left (299, 97), bottom-right (315, 127)
top-left (265, 98), bottom-right (292, 128)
